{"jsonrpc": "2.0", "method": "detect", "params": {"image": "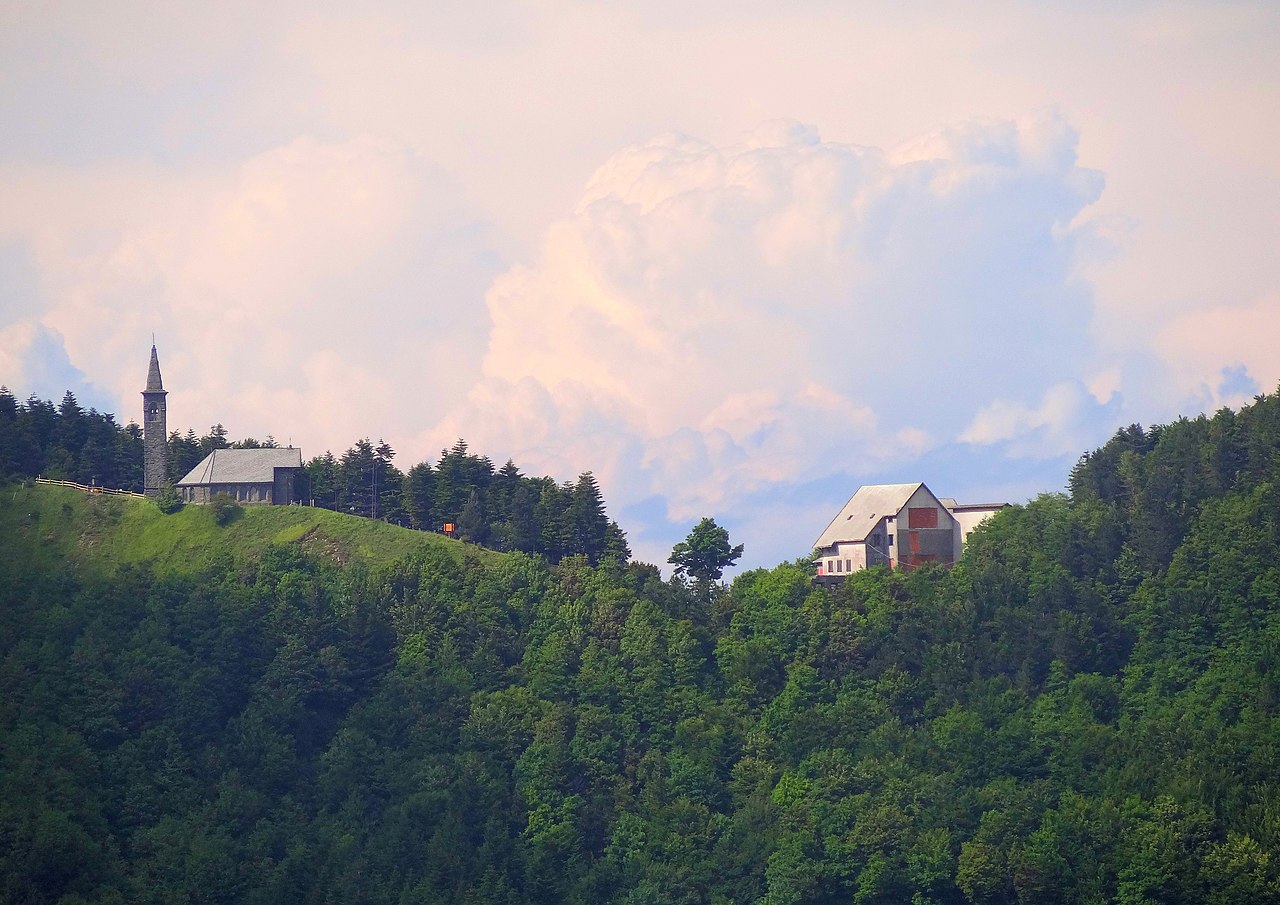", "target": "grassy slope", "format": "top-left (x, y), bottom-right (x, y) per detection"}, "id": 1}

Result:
top-left (0, 482), bottom-right (492, 575)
